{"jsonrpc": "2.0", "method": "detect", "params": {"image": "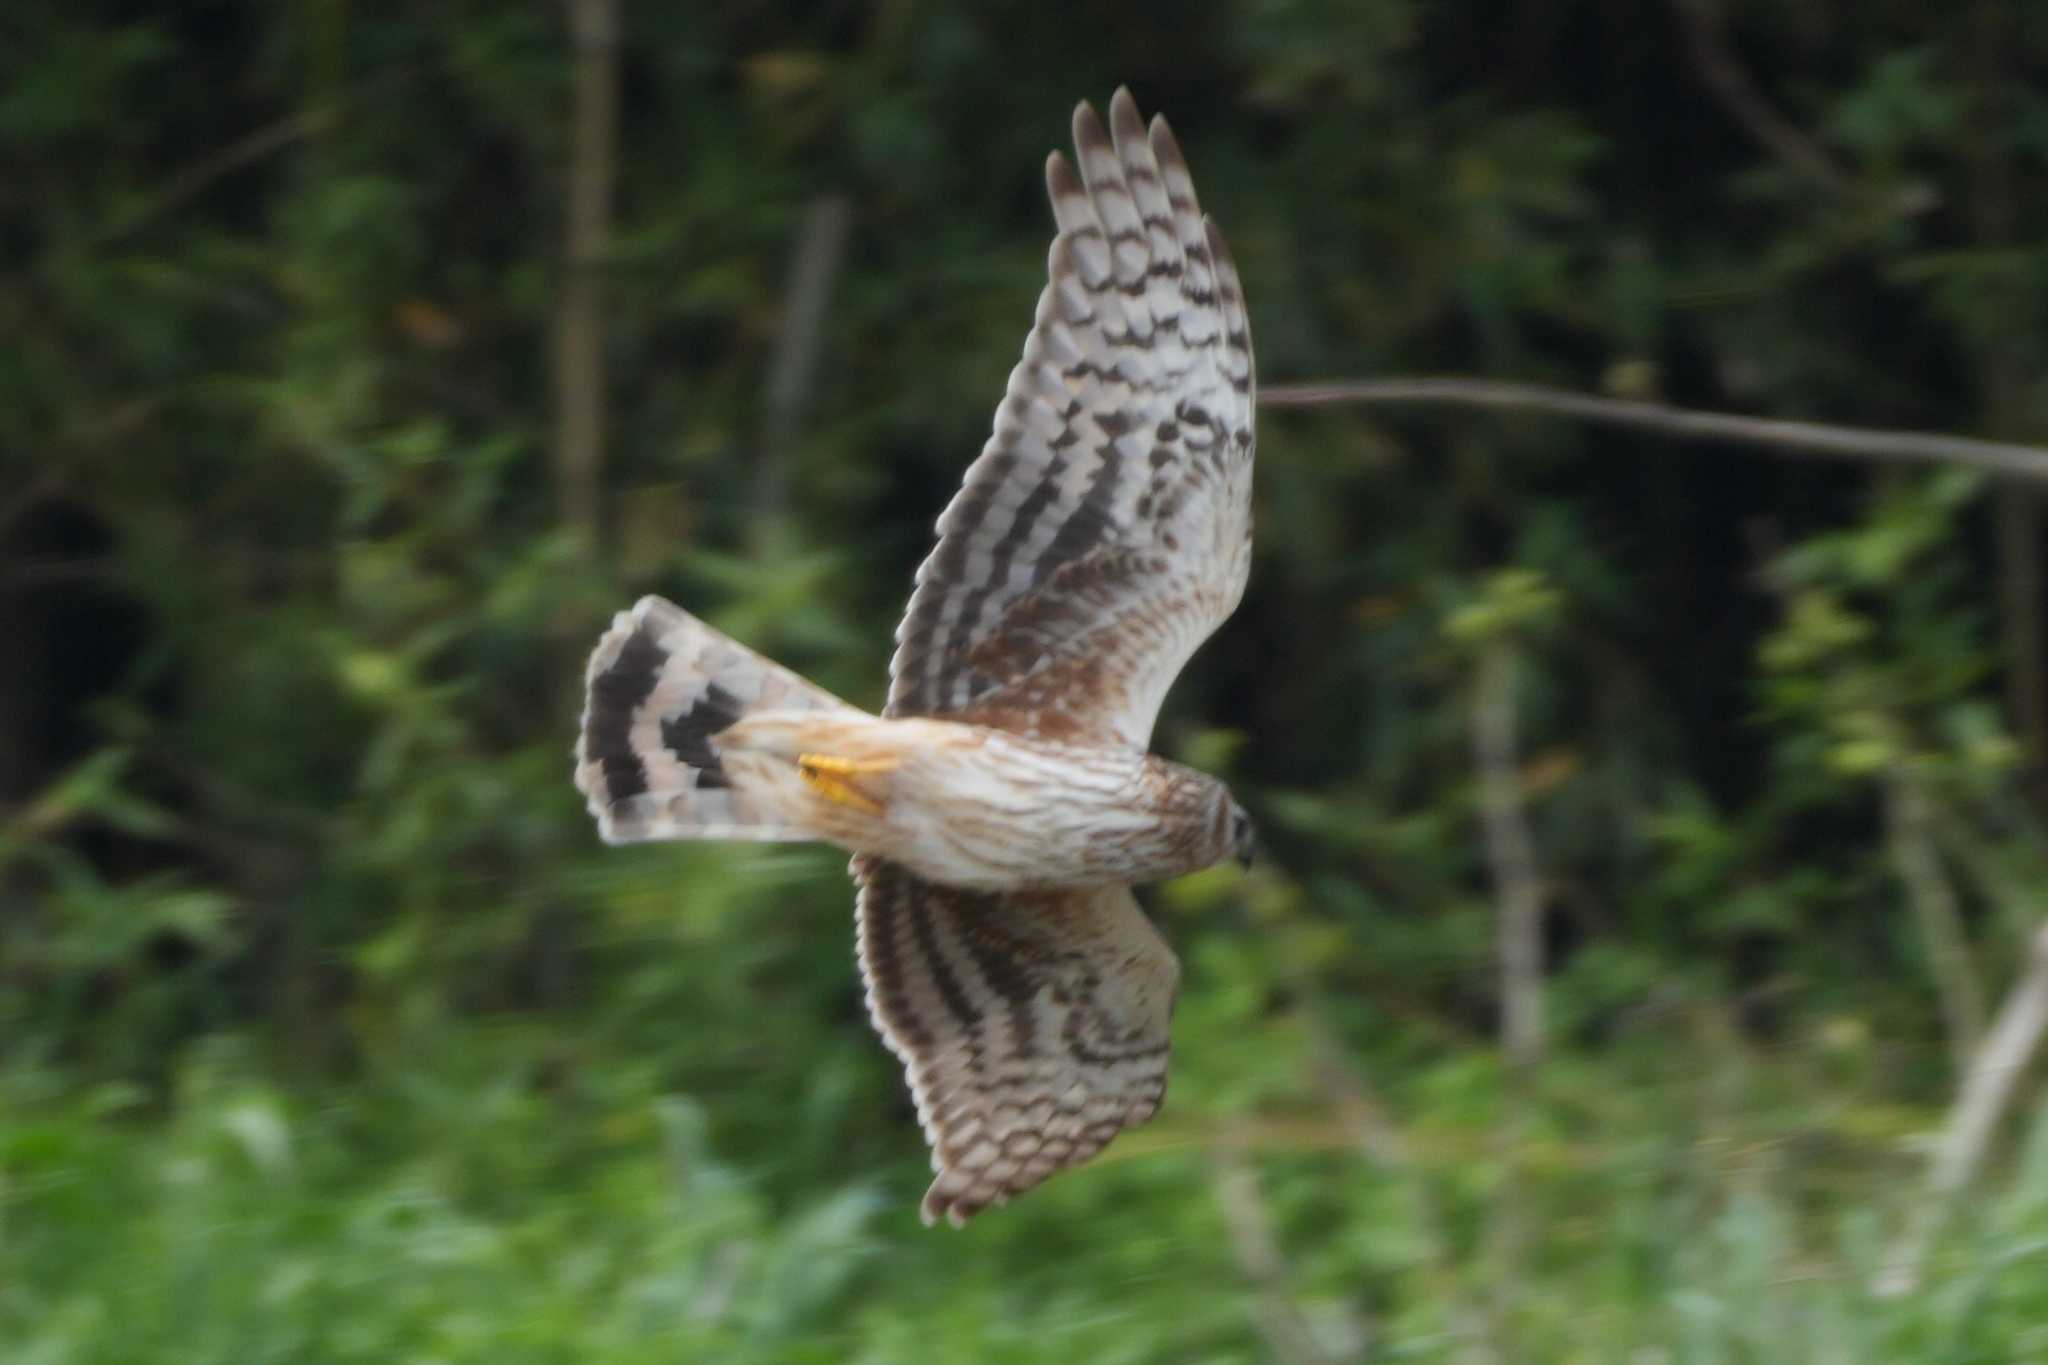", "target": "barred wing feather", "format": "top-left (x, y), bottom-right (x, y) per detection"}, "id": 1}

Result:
top-left (887, 88), bottom-right (1255, 749)
top-left (853, 857), bottom-right (1179, 1226)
